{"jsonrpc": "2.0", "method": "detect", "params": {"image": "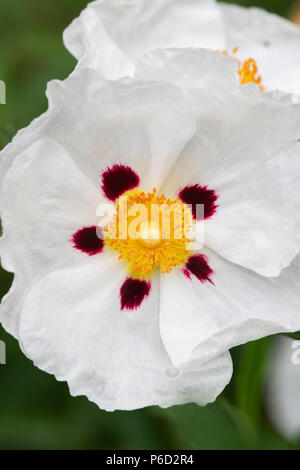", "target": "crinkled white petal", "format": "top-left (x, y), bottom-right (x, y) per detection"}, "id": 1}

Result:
top-left (63, 0), bottom-right (225, 78)
top-left (0, 138), bottom-right (102, 336)
top-left (0, 69), bottom-right (196, 195)
top-left (17, 258), bottom-right (232, 411)
top-left (139, 48), bottom-right (300, 277)
top-left (160, 248), bottom-right (300, 368)
top-left (266, 337), bottom-right (300, 440)
top-left (135, 47), bottom-right (239, 89)
top-left (220, 3), bottom-right (300, 94)
top-left (201, 141), bottom-right (300, 277)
